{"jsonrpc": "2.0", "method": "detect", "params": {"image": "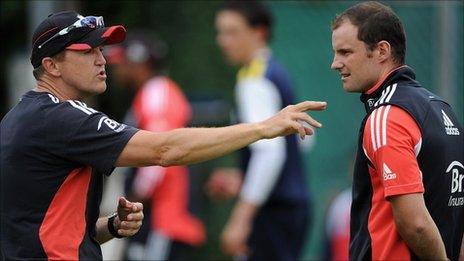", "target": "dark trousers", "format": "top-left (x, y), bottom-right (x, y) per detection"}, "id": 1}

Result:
top-left (248, 201), bottom-right (310, 261)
